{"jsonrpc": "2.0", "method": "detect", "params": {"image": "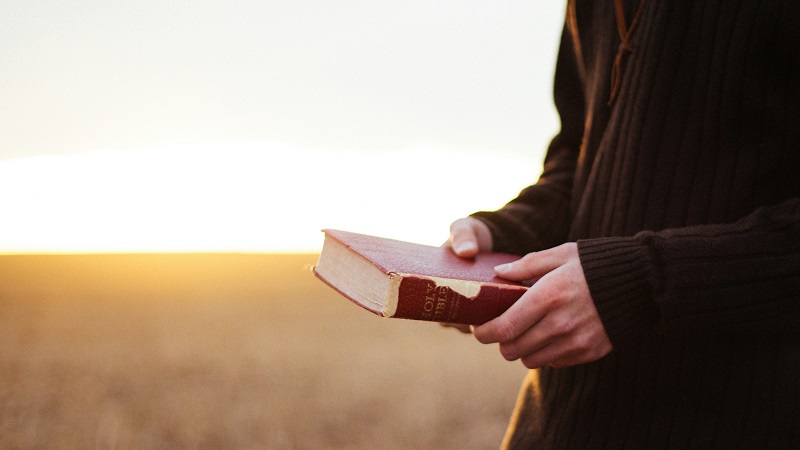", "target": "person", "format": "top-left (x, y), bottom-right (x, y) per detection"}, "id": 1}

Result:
top-left (444, 0), bottom-right (800, 448)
